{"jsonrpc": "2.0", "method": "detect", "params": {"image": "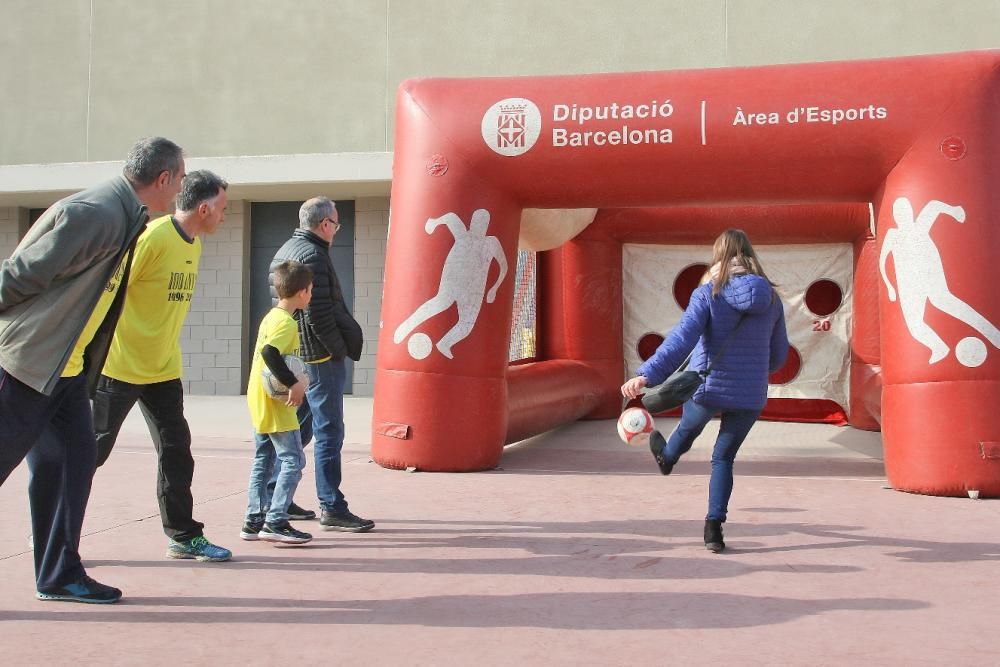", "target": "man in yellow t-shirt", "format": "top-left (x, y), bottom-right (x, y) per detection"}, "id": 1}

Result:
top-left (242, 260), bottom-right (313, 544)
top-left (92, 170), bottom-right (232, 563)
